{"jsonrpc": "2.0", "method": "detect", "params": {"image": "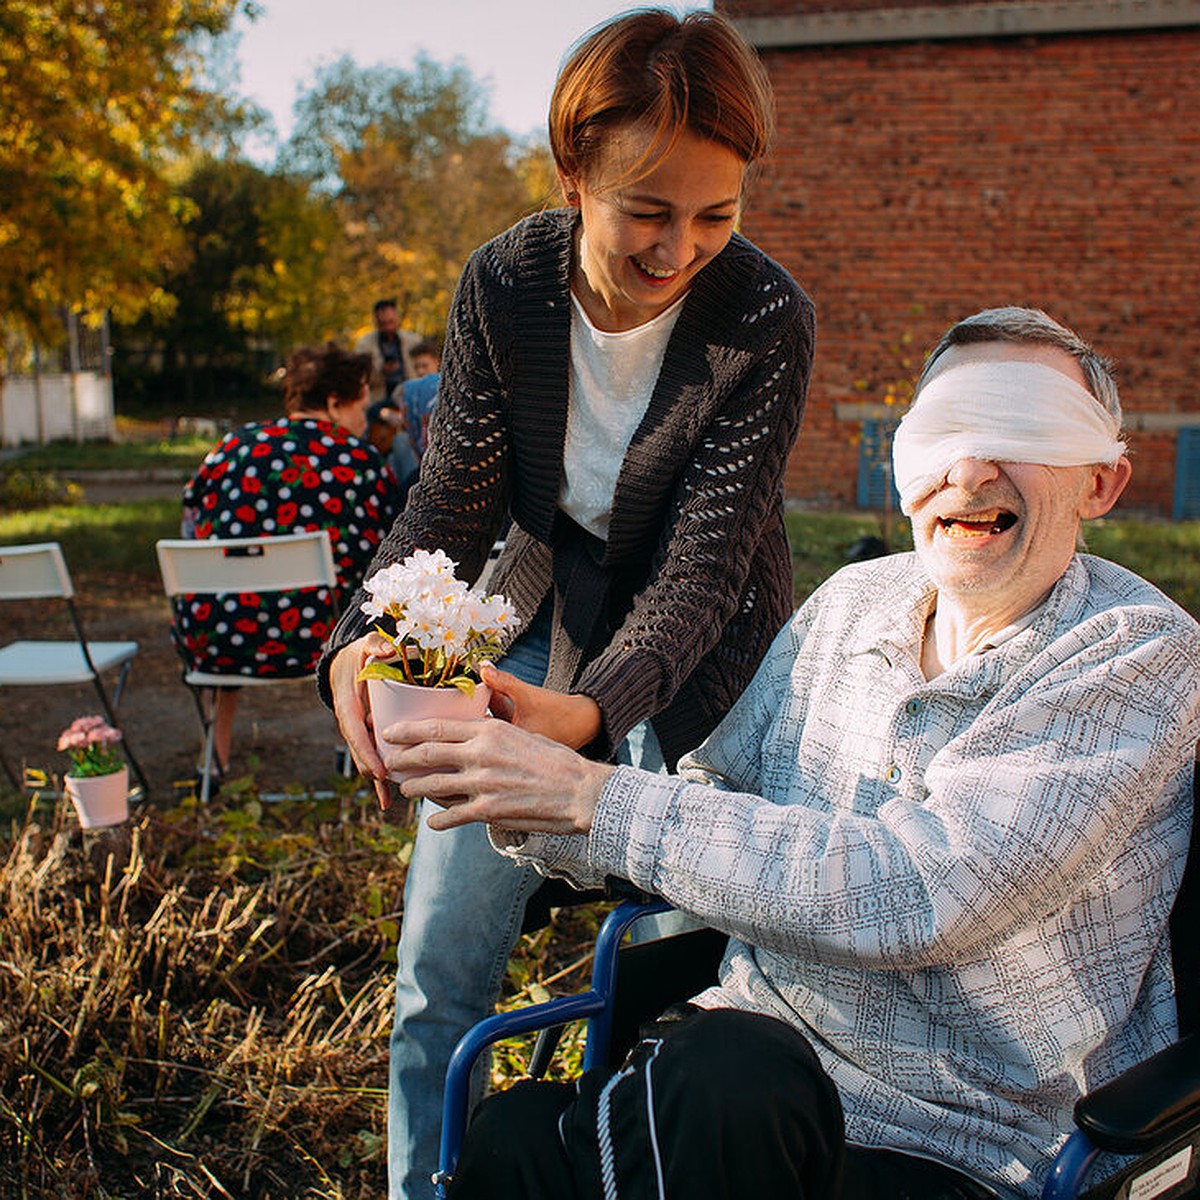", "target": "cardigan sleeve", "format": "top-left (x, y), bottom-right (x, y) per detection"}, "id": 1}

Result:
top-left (317, 249), bottom-right (513, 704)
top-left (575, 275), bottom-right (815, 756)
